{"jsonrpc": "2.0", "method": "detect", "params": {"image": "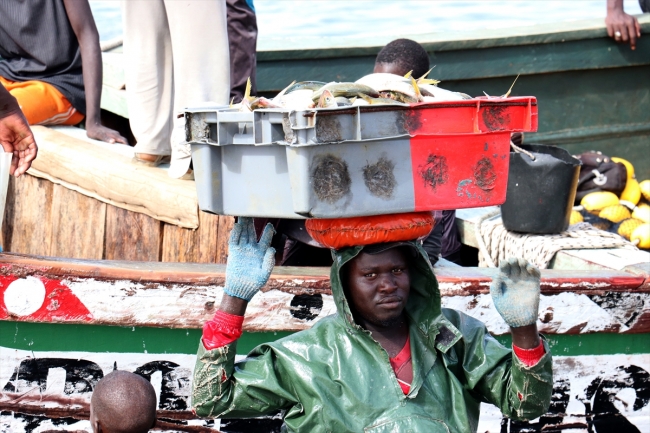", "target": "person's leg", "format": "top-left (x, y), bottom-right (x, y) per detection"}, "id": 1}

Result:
top-left (122, 0), bottom-right (173, 160)
top-left (1, 77), bottom-right (84, 126)
top-left (165, 0), bottom-right (230, 178)
top-left (226, 0), bottom-right (258, 102)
